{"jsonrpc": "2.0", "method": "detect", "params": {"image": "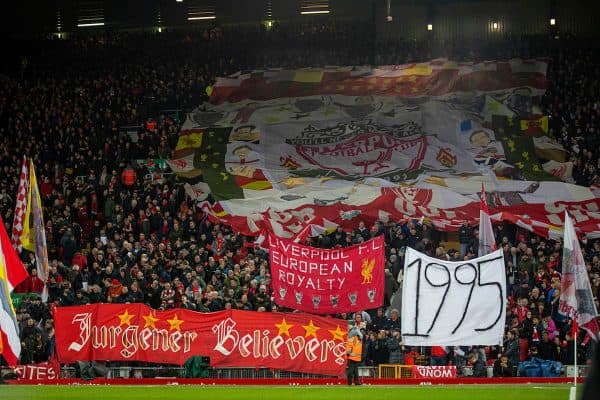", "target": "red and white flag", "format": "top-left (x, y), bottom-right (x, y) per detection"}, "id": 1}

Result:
top-left (11, 156), bottom-right (29, 252)
top-left (559, 211), bottom-right (599, 340)
top-left (1, 214), bottom-right (29, 365)
top-left (478, 183), bottom-right (497, 256)
top-left (0, 215), bottom-right (29, 292)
